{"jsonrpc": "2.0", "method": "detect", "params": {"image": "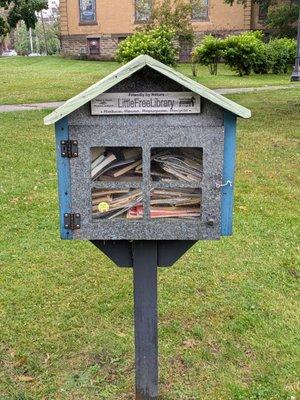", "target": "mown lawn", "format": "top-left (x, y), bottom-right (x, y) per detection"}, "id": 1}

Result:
top-left (0, 89), bottom-right (299, 400)
top-left (0, 56), bottom-right (298, 105)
